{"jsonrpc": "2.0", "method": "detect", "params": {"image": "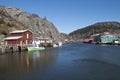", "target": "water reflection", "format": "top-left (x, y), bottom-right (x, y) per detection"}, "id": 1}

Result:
top-left (0, 48), bottom-right (57, 73)
top-left (1, 43), bottom-right (120, 80)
